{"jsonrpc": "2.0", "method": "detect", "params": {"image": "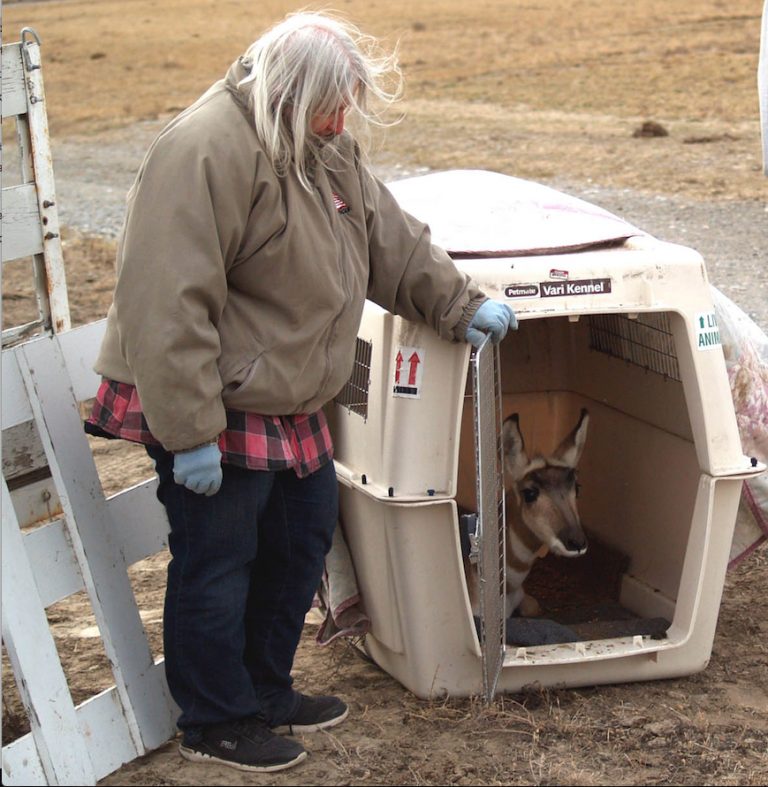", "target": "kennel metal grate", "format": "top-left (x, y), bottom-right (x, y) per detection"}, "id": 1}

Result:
top-left (334, 337), bottom-right (373, 420)
top-left (588, 313), bottom-right (681, 382)
top-left (471, 338), bottom-right (506, 704)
